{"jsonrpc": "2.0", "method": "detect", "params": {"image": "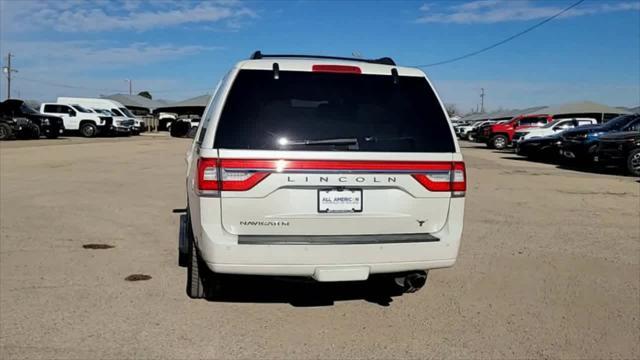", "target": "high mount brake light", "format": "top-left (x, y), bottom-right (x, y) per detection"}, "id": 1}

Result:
top-left (197, 159), bottom-right (466, 196)
top-left (312, 64), bottom-right (361, 74)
